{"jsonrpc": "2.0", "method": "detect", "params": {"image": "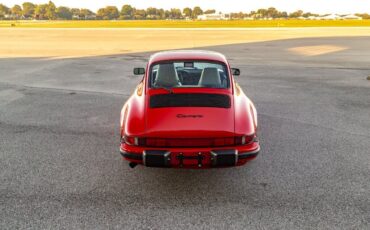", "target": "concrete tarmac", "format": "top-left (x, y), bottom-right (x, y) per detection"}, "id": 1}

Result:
top-left (0, 35), bottom-right (369, 229)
